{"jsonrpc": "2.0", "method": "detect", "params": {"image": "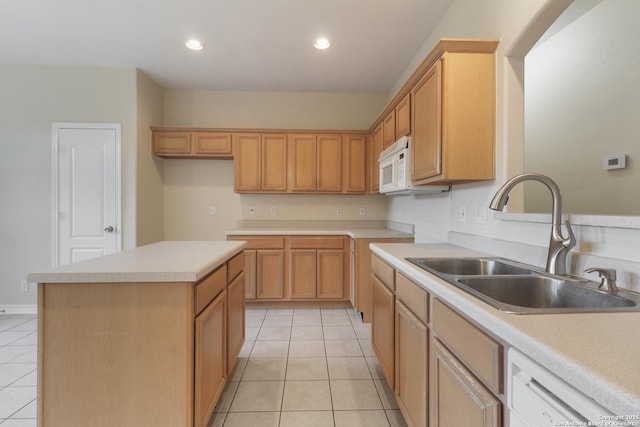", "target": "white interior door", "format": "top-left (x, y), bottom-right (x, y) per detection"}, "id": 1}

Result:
top-left (53, 123), bottom-right (121, 266)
